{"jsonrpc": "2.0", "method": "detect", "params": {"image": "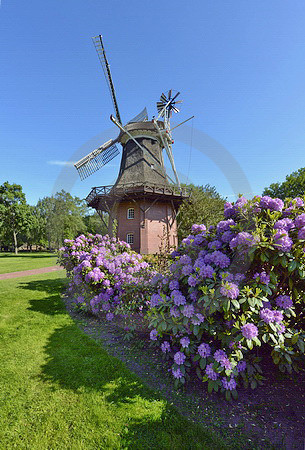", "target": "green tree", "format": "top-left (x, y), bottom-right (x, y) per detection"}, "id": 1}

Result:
top-left (177, 184), bottom-right (225, 241)
top-left (263, 167), bottom-right (305, 200)
top-left (0, 182), bottom-right (32, 254)
top-left (84, 211), bottom-right (108, 235)
top-left (37, 191), bottom-right (88, 249)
